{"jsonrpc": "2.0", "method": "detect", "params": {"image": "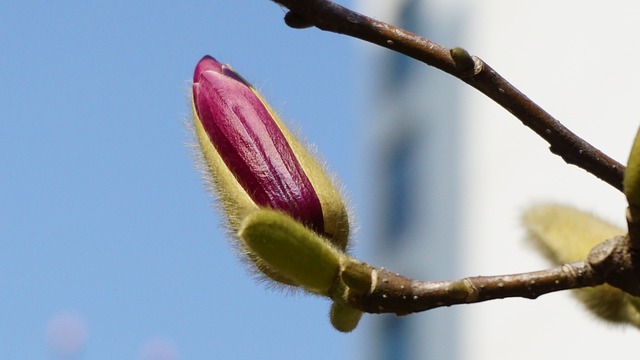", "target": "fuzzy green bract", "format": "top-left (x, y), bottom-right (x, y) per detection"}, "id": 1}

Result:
top-left (624, 128), bottom-right (640, 206)
top-left (523, 204), bottom-right (640, 328)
